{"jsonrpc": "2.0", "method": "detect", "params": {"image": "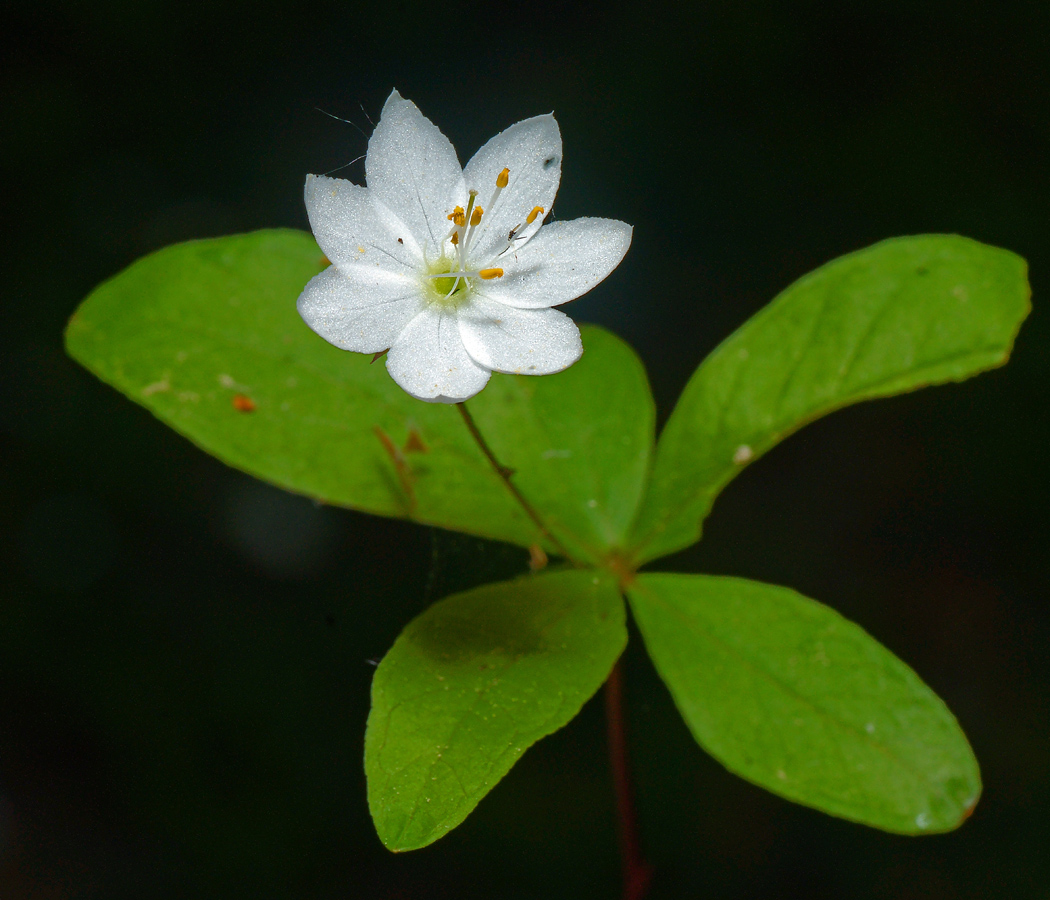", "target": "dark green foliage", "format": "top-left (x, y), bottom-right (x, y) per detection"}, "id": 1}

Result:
top-left (66, 231), bottom-right (1029, 848)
